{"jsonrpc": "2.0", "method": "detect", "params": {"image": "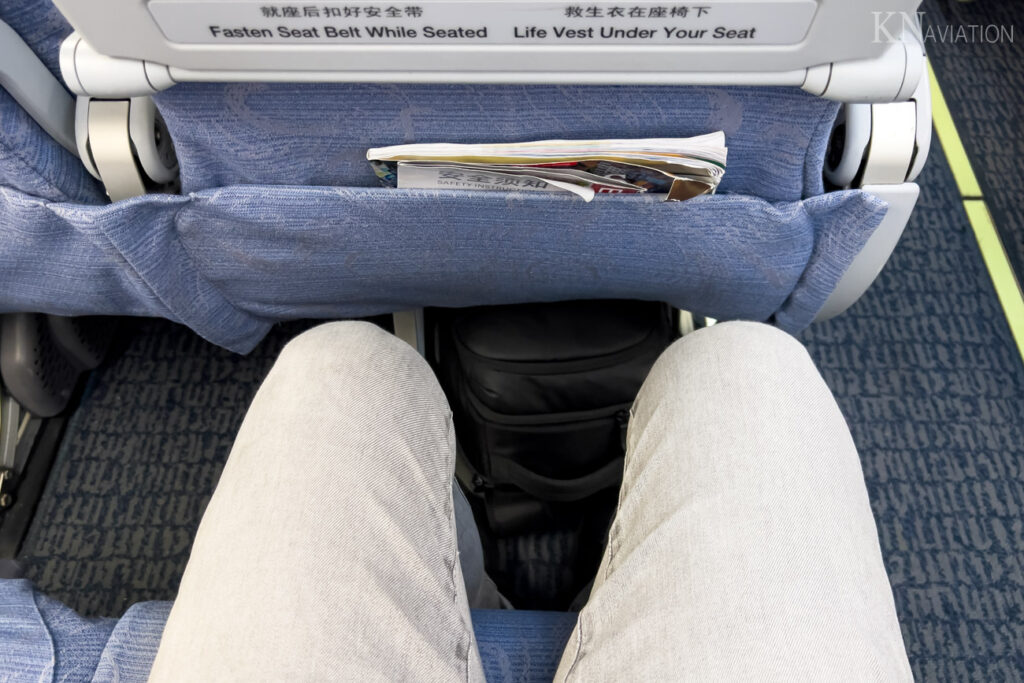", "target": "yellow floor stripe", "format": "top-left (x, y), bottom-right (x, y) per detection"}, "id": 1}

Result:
top-left (929, 63), bottom-right (1024, 363)
top-left (963, 200), bottom-right (1024, 359)
top-left (929, 65), bottom-right (983, 198)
